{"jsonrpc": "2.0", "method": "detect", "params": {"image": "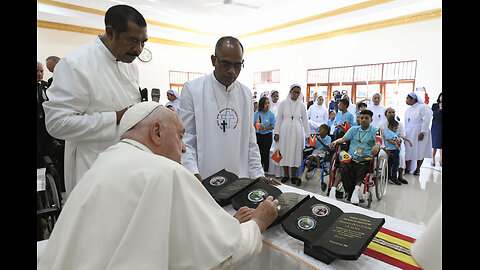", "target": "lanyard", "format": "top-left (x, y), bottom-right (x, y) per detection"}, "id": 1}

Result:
top-left (358, 130), bottom-right (369, 143)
